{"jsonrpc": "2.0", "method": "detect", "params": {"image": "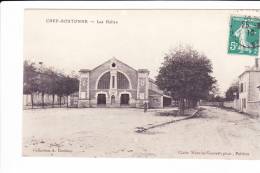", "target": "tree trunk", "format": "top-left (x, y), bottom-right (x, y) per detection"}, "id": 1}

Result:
top-left (59, 96), bottom-right (62, 108)
top-left (66, 96), bottom-right (69, 108)
top-left (41, 92), bottom-right (44, 108)
top-left (192, 99), bottom-right (197, 108)
top-left (31, 93), bottom-right (34, 109)
top-left (179, 98), bottom-right (185, 115)
top-left (52, 94), bottom-right (55, 108)
top-left (187, 99), bottom-right (190, 108)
